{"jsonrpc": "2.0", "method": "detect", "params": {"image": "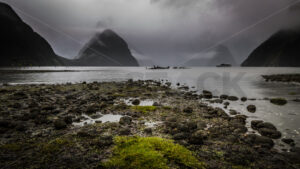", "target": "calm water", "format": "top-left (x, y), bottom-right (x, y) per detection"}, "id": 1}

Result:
top-left (0, 67), bottom-right (300, 146)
